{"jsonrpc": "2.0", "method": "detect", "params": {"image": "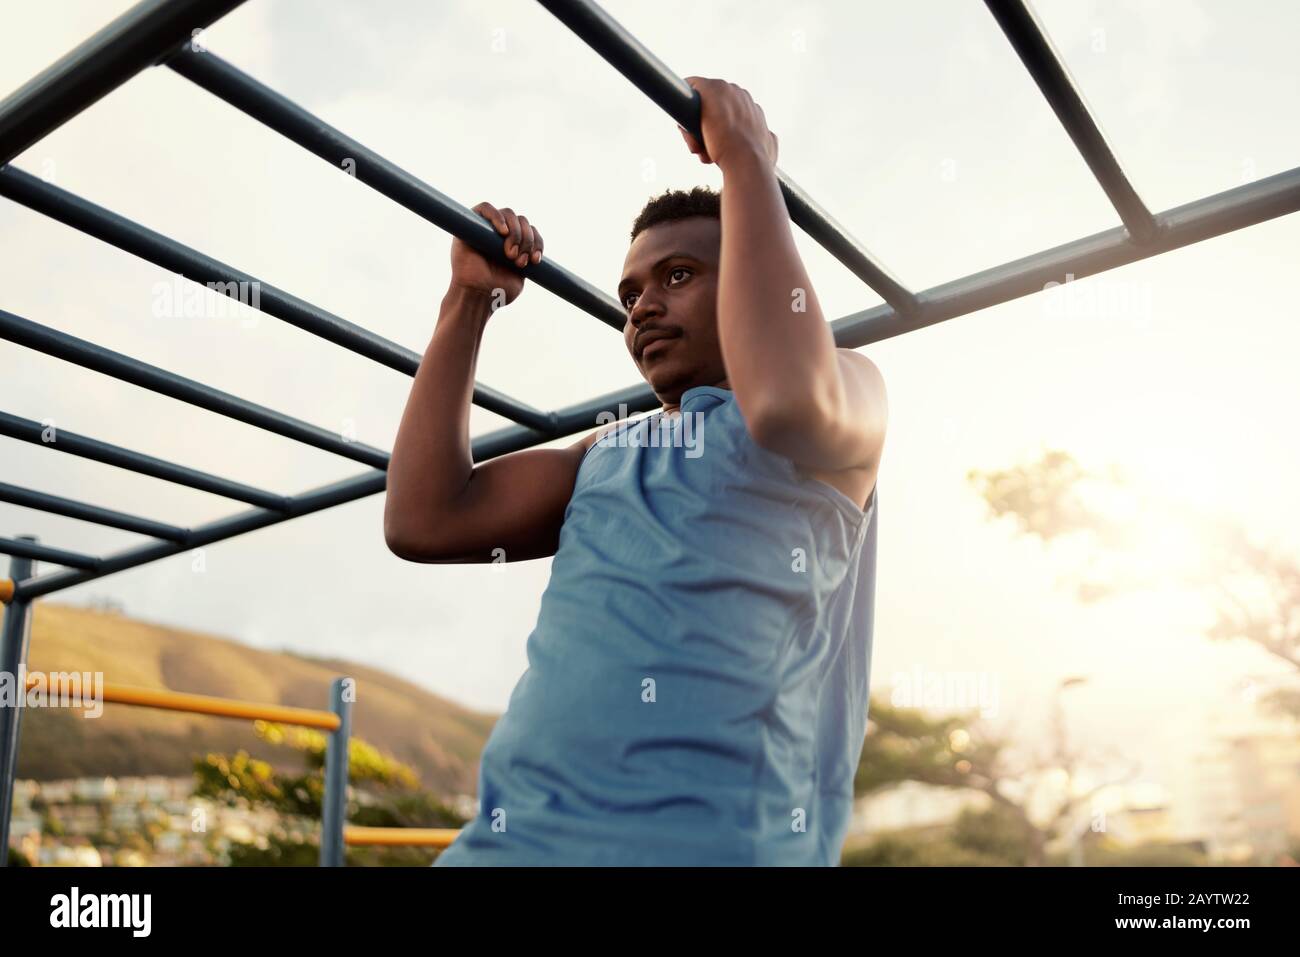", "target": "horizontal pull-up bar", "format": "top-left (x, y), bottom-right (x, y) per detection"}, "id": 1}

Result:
top-left (0, 480), bottom-right (189, 542)
top-left (0, 537), bottom-right (98, 571)
top-left (343, 825), bottom-right (460, 849)
top-left (833, 163), bottom-right (1300, 347)
top-left (0, 409), bottom-right (289, 511)
top-left (8, 156), bottom-right (1298, 604)
top-left (984, 0), bottom-right (1158, 244)
top-left (165, 43), bottom-right (627, 333)
top-left (9, 379), bottom-right (663, 601)
top-left (0, 0), bottom-right (247, 165)
top-left (20, 672), bottom-right (340, 730)
top-left (0, 167), bottom-right (556, 435)
top-left (536, 0), bottom-right (920, 316)
top-left (1, 308), bottom-right (392, 470)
